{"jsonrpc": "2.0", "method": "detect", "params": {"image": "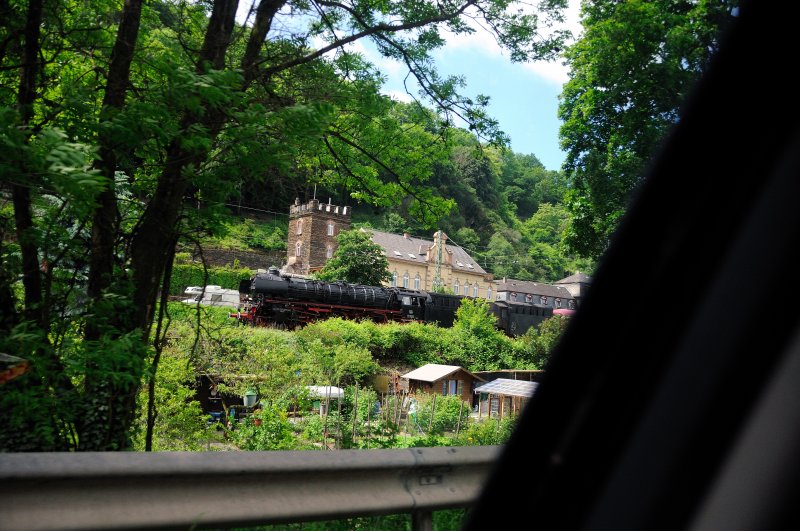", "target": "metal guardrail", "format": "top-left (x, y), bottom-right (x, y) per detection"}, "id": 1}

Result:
top-left (0, 445), bottom-right (500, 530)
